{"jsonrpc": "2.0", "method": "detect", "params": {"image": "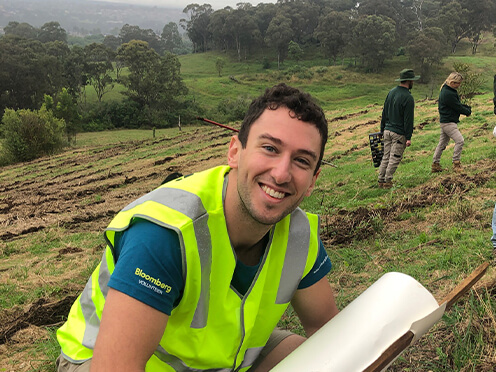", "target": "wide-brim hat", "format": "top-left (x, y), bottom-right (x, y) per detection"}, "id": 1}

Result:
top-left (395, 68), bottom-right (420, 81)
